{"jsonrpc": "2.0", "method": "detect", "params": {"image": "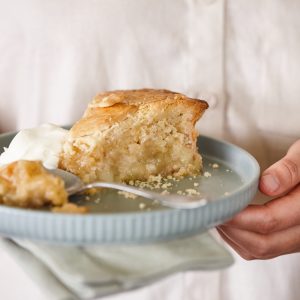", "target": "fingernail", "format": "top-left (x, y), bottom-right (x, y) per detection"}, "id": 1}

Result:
top-left (261, 174), bottom-right (280, 193)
